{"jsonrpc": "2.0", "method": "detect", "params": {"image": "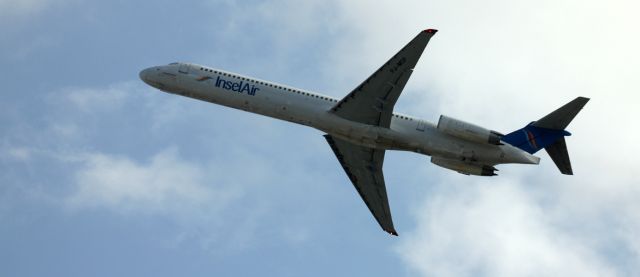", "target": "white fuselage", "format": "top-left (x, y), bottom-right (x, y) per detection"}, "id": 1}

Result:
top-left (140, 63), bottom-right (539, 169)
